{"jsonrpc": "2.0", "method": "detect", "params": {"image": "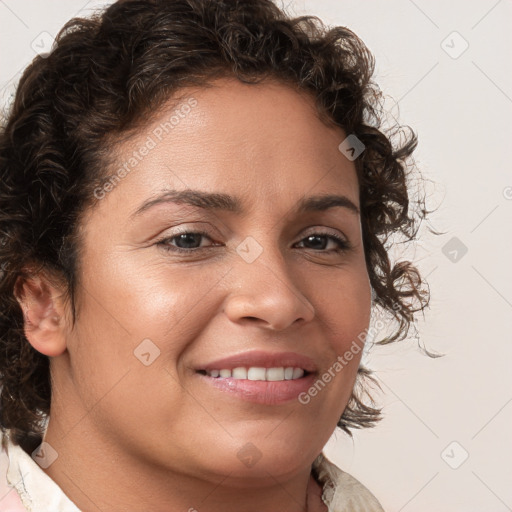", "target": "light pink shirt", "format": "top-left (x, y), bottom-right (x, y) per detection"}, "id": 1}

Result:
top-left (1, 431), bottom-right (384, 511)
